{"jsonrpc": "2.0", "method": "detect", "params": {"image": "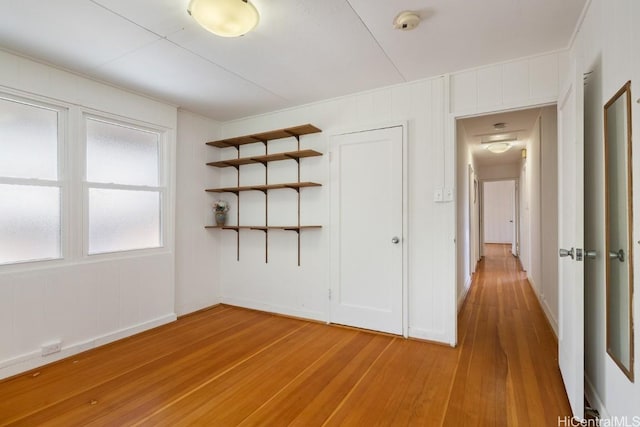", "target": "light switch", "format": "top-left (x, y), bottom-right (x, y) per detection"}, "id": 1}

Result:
top-left (444, 188), bottom-right (454, 201)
